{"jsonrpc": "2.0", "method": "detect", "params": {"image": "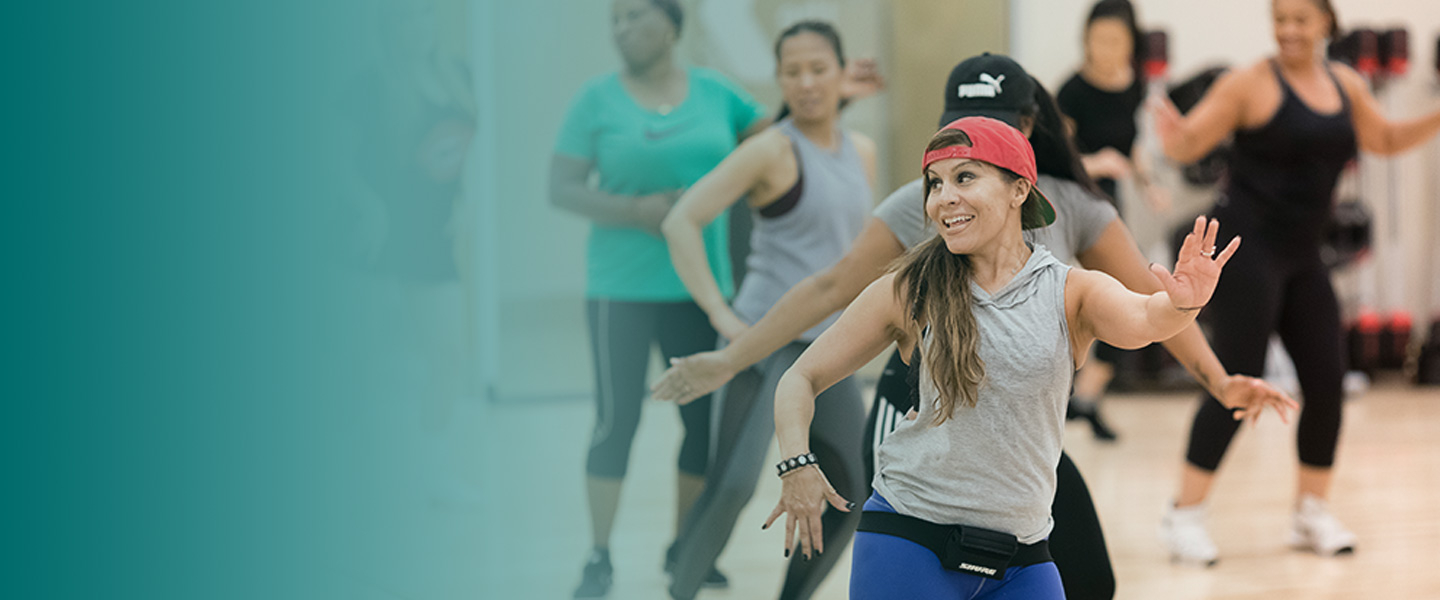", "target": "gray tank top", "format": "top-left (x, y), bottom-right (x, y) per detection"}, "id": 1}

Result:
top-left (873, 245), bottom-right (1074, 544)
top-left (732, 119), bottom-right (871, 342)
